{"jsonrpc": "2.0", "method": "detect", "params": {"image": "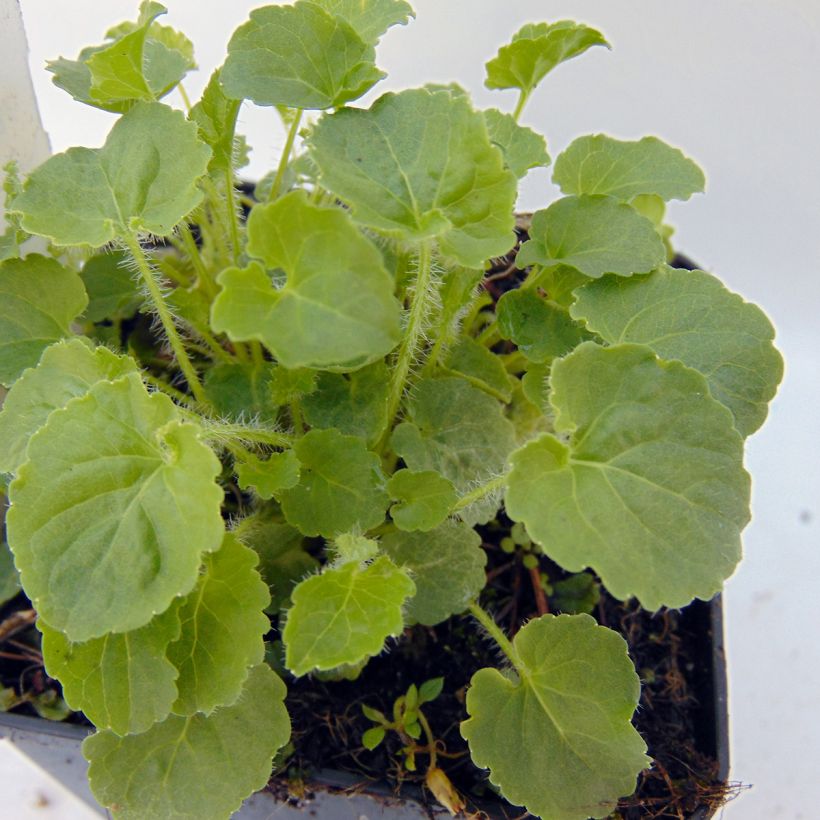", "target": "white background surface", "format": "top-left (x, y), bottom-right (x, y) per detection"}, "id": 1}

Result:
top-left (11, 2), bottom-right (820, 817)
